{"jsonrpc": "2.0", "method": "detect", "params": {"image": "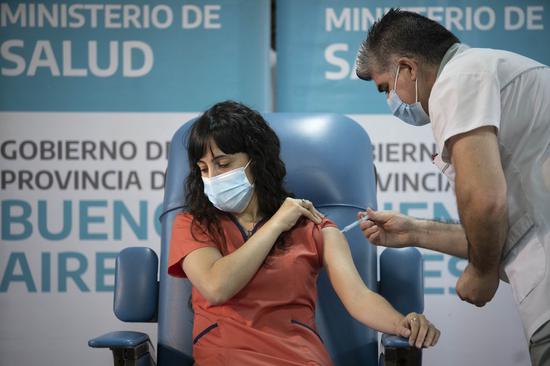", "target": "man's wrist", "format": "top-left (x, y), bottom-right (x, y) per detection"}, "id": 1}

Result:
top-left (467, 261), bottom-right (500, 277)
top-left (411, 218), bottom-right (427, 246)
